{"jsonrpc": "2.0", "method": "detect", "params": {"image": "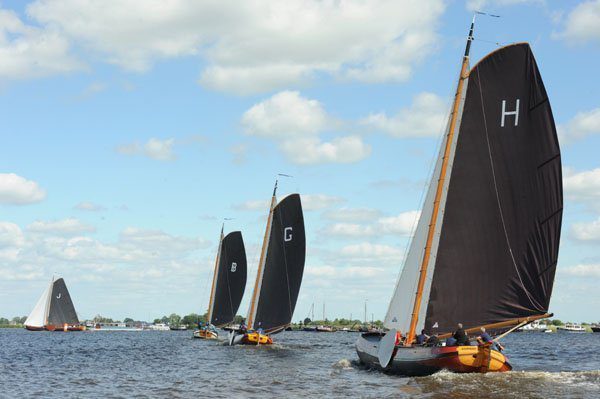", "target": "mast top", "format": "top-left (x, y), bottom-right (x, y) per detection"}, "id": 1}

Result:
top-left (464, 15), bottom-right (476, 57)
